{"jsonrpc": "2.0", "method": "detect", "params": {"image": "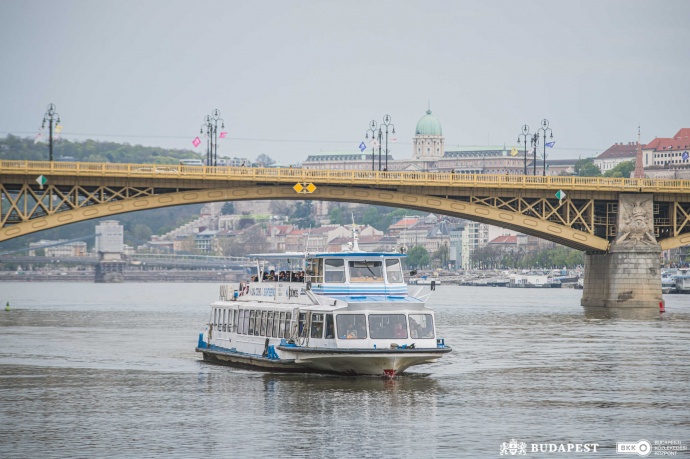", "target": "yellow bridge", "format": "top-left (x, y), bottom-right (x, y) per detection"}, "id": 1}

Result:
top-left (2, 159), bottom-right (690, 252)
